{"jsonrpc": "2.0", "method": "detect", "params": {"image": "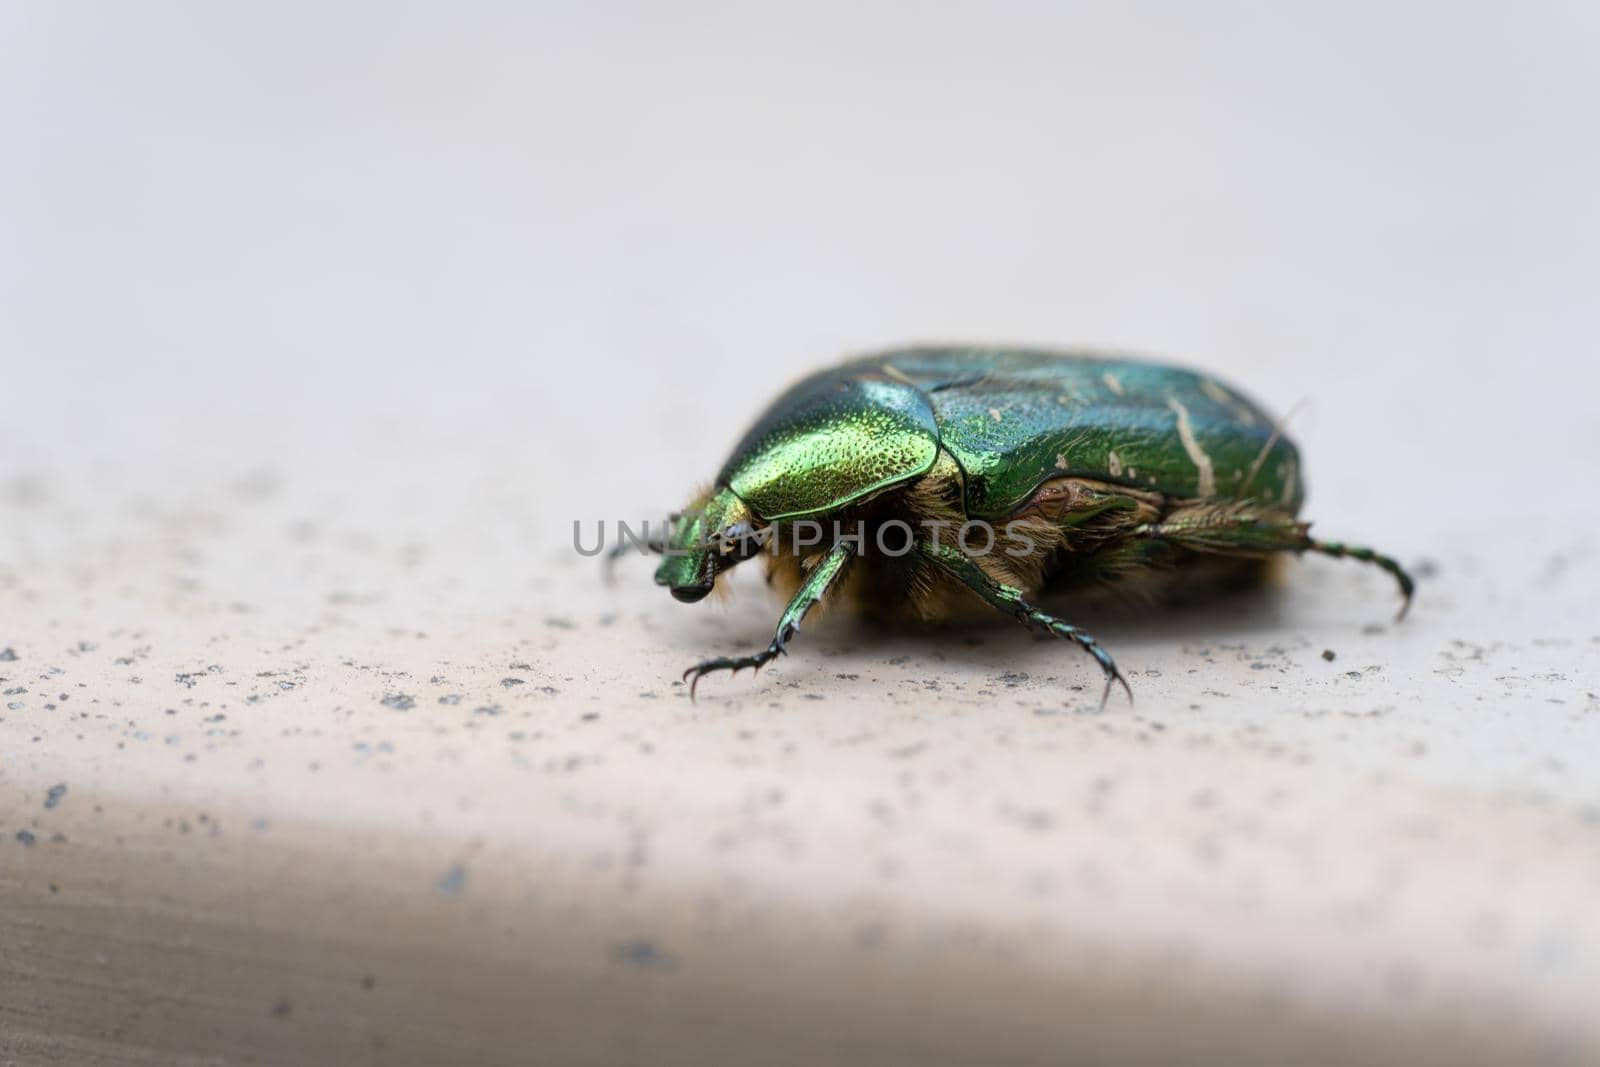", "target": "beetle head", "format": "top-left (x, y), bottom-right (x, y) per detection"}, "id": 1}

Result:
top-left (653, 486), bottom-right (763, 602)
top-left (657, 368), bottom-right (938, 603)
